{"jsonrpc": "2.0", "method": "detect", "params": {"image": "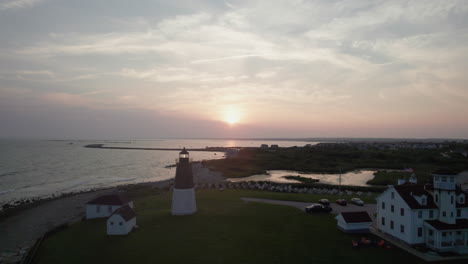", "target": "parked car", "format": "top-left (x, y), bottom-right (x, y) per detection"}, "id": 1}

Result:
top-left (305, 204), bottom-right (332, 213)
top-left (318, 199), bottom-right (330, 206)
top-left (351, 198), bottom-right (365, 206)
top-left (336, 199), bottom-right (347, 206)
